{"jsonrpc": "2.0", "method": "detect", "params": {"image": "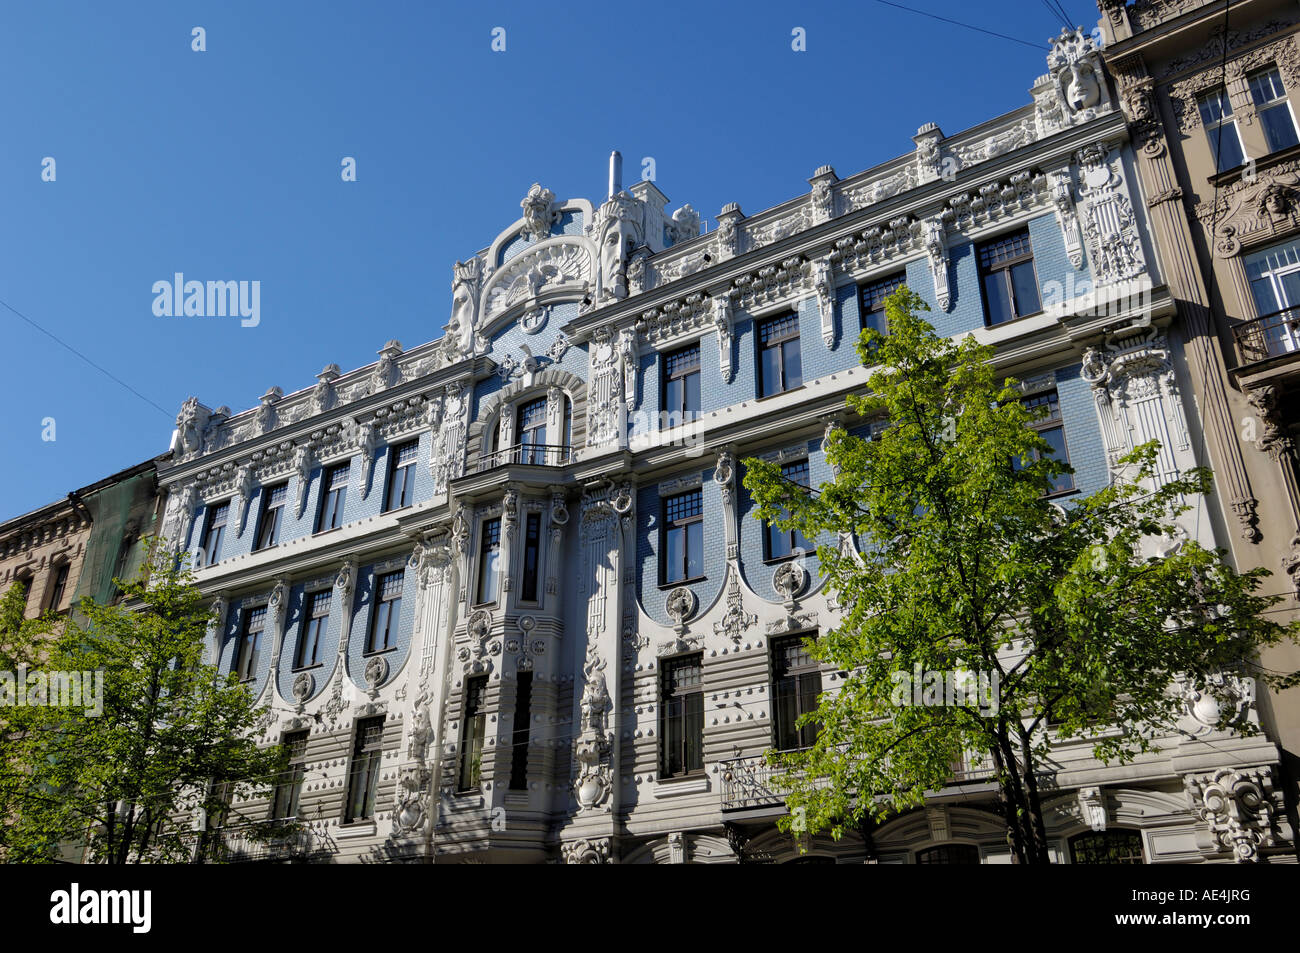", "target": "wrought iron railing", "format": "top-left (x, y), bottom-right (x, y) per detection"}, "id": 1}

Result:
top-left (718, 748), bottom-right (994, 811)
top-left (195, 816), bottom-right (321, 864)
top-left (1232, 306), bottom-right (1300, 367)
top-left (475, 443), bottom-right (573, 472)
